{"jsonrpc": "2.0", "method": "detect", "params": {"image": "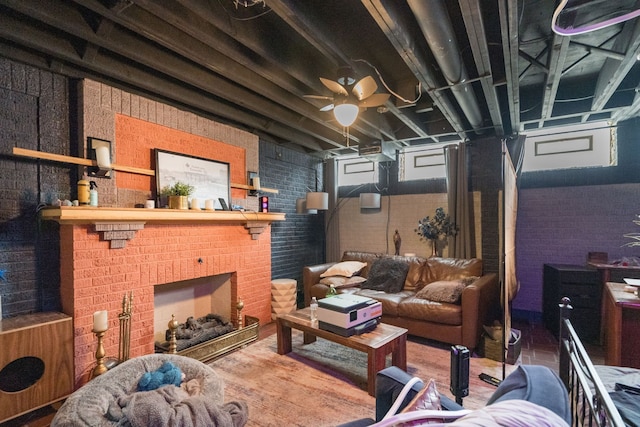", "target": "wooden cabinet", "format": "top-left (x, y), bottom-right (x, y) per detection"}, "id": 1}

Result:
top-left (0, 312), bottom-right (73, 423)
top-left (543, 264), bottom-right (600, 343)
